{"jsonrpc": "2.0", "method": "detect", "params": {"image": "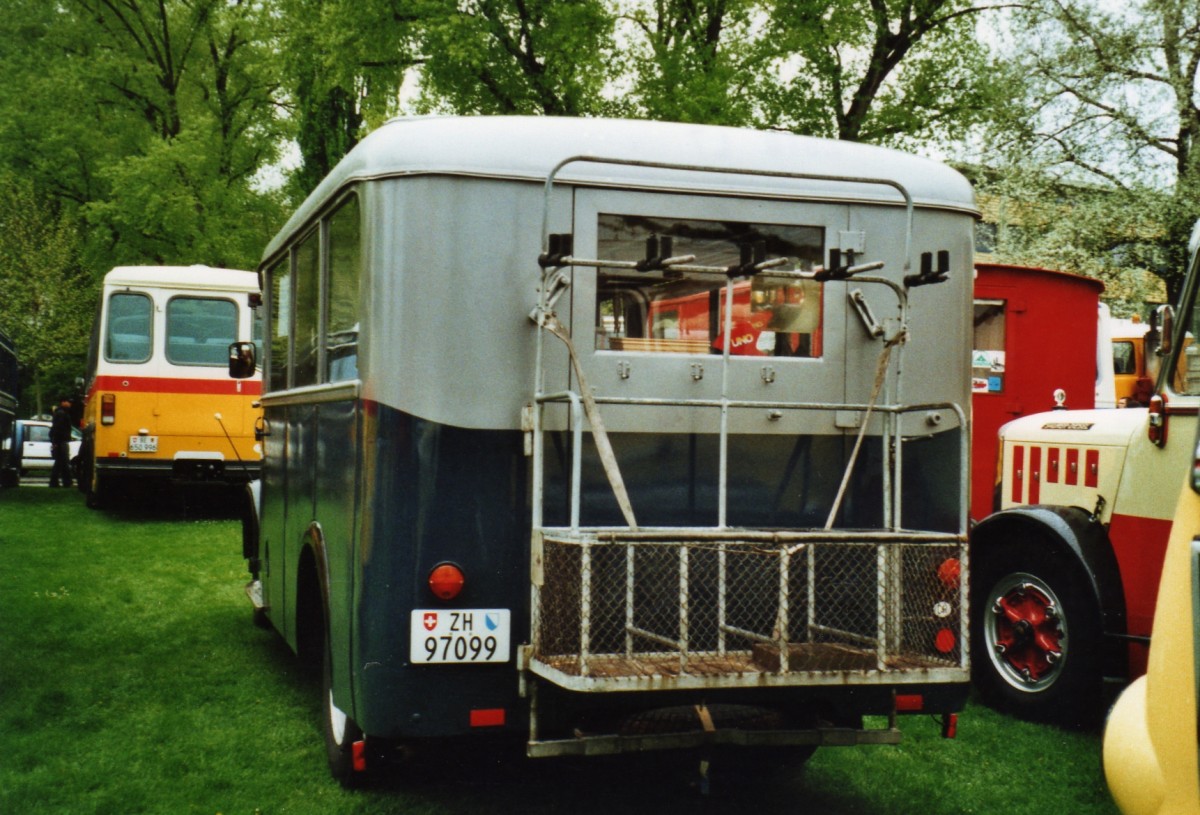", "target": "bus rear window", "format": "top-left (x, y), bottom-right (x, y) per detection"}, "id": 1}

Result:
top-left (594, 214), bottom-right (823, 357)
top-left (105, 292), bottom-right (152, 363)
top-left (166, 297), bottom-right (238, 366)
